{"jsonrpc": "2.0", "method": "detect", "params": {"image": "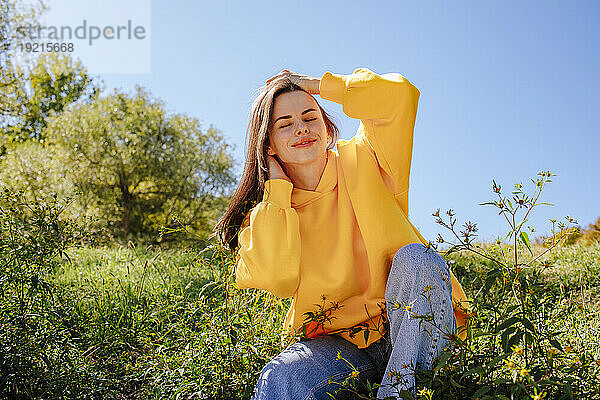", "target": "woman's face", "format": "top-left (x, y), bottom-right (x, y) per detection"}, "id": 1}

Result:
top-left (268, 90), bottom-right (329, 168)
